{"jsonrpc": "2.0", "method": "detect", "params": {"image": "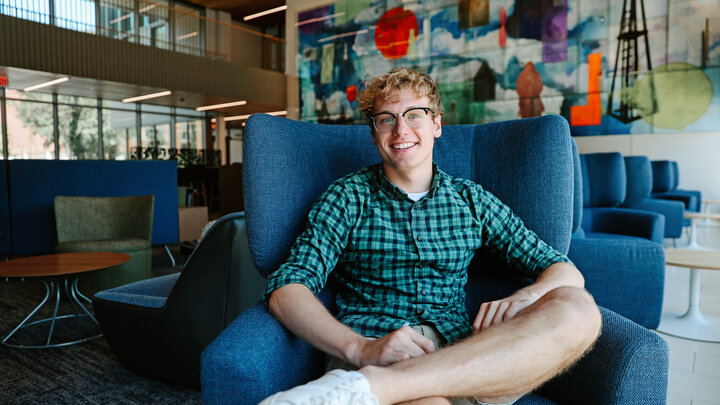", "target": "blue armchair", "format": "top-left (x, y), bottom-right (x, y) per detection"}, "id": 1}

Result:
top-left (568, 142), bottom-right (666, 329)
top-left (579, 152), bottom-right (665, 243)
top-left (652, 160), bottom-right (700, 213)
top-left (201, 114), bottom-right (668, 404)
top-left (621, 156), bottom-right (685, 239)
top-left (92, 212), bottom-right (266, 387)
